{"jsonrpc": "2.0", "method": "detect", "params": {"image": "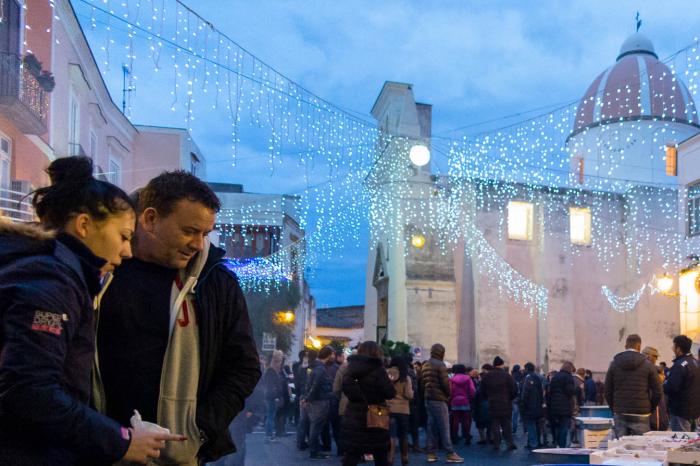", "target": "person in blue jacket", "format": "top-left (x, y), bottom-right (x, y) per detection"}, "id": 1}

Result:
top-left (0, 156), bottom-right (183, 465)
